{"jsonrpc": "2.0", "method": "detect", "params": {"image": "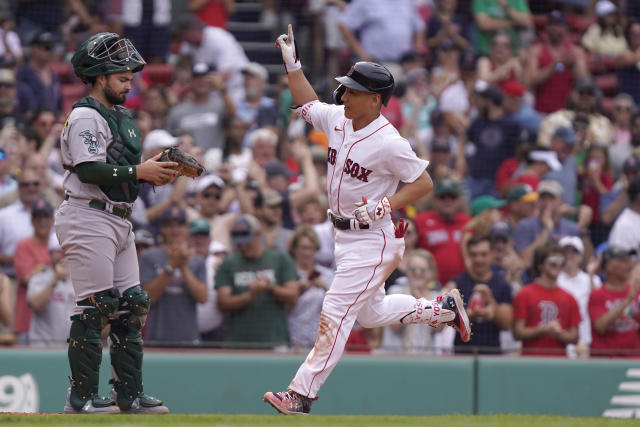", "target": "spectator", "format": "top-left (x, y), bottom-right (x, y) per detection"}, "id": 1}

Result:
top-left (140, 85), bottom-right (171, 131)
top-left (0, 68), bottom-right (28, 129)
top-left (166, 63), bottom-right (234, 152)
top-left (255, 188), bottom-right (292, 252)
top-left (12, 198), bottom-right (54, 343)
top-left (472, 0), bottom-right (533, 57)
top-left (513, 243), bottom-right (581, 356)
top-left (337, 0), bottom-right (425, 63)
top-left (134, 228), bottom-right (155, 259)
top-left (557, 236), bottom-right (602, 359)
top-left (589, 245), bottom-right (640, 357)
top-left (514, 149), bottom-right (562, 191)
top-left (601, 155), bottom-right (640, 227)
top-left (0, 10), bottom-right (22, 64)
top-left (16, 32), bottom-right (61, 115)
top-left (381, 249), bottom-right (451, 354)
top-left (448, 235), bottom-right (513, 354)
top-left (546, 127), bottom-right (578, 206)
top-left (524, 10), bottom-right (589, 115)
top-left (199, 239), bottom-right (228, 343)
top-left (490, 220), bottom-right (525, 290)
top-left (426, 0), bottom-right (471, 54)
top-left (500, 80), bottom-right (542, 136)
top-left (608, 94), bottom-right (636, 177)
top-left (287, 225), bottom-right (332, 349)
top-left (505, 185), bottom-right (538, 230)
top-left (215, 214), bottom-right (299, 348)
top-left (465, 82), bottom-right (522, 198)
top-left (582, 1), bottom-right (627, 57)
top-left (26, 236), bottom-right (74, 347)
top-left (514, 180), bottom-right (590, 268)
top-left (189, 0), bottom-right (236, 29)
top-left (220, 116), bottom-right (251, 171)
top-left (122, 0), bottom-right (171, 63)
top-left (537, 80), bottom-right (614, 148)
top-left (580, 145), bottom-right (613, 245)
top-left (140, 206), bottom-right (208, 343)
top-left (461, 195), bottom-right (505, 266)
top-left (619, 21), bottom-right (640, 107)
top-left (176, 13), bottom-right (249, 105)
top-left (0, 148), bottom-right (15, 198)
top-left (400, 68), bottom-right (437, 159)
top-left (477, 31), bottom-right (523, 85)
top-left (236, 62), bottom-right (278, 131)
top-left (608, 175), bottom-right (640, 252)
top-left (415, 178), bottom-right (470, 284)
top-left (249, 127), bottom-right (278, 168)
